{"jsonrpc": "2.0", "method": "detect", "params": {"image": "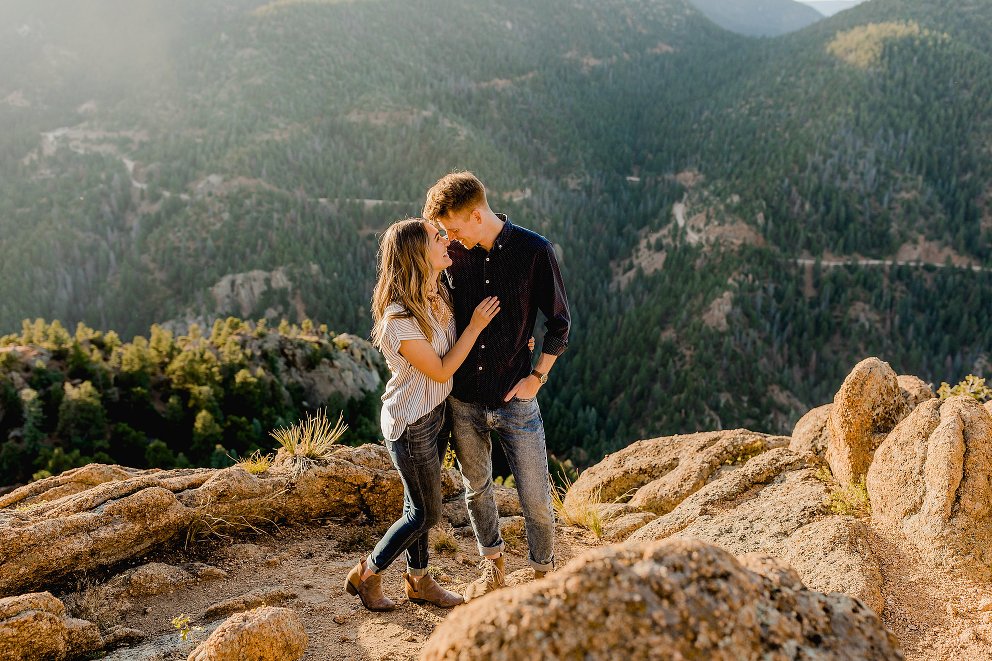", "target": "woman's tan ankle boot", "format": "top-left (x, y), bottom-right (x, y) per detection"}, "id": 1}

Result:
top-left (345, 560), bottom-right (397, 612)
top-left (404, 573), bottom-right (464, 608)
